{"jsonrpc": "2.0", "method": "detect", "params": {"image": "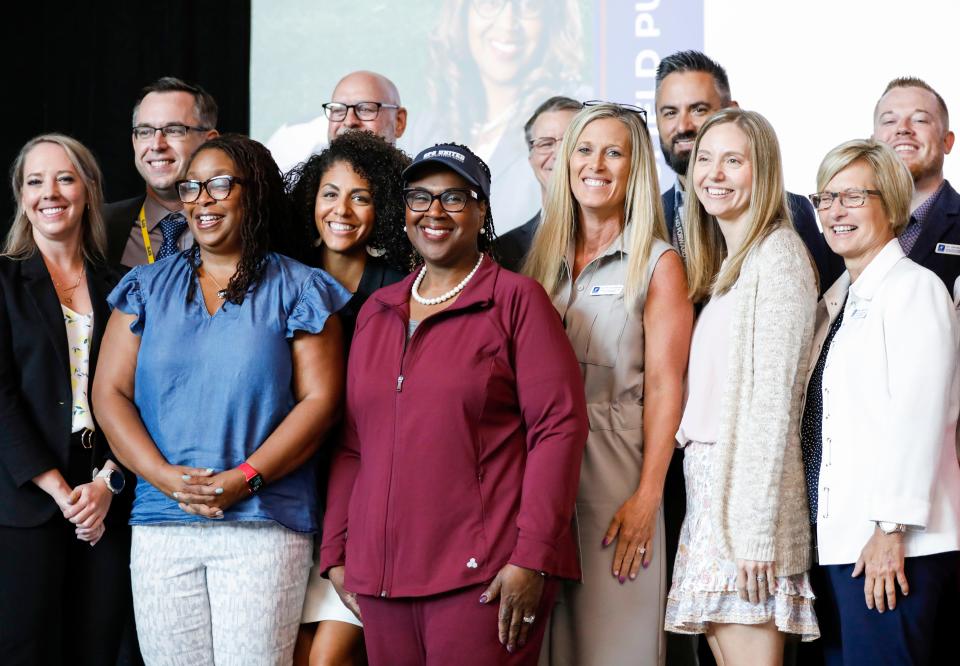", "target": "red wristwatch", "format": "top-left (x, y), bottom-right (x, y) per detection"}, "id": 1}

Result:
top-left (238, 462), bottom-right (263, 495)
